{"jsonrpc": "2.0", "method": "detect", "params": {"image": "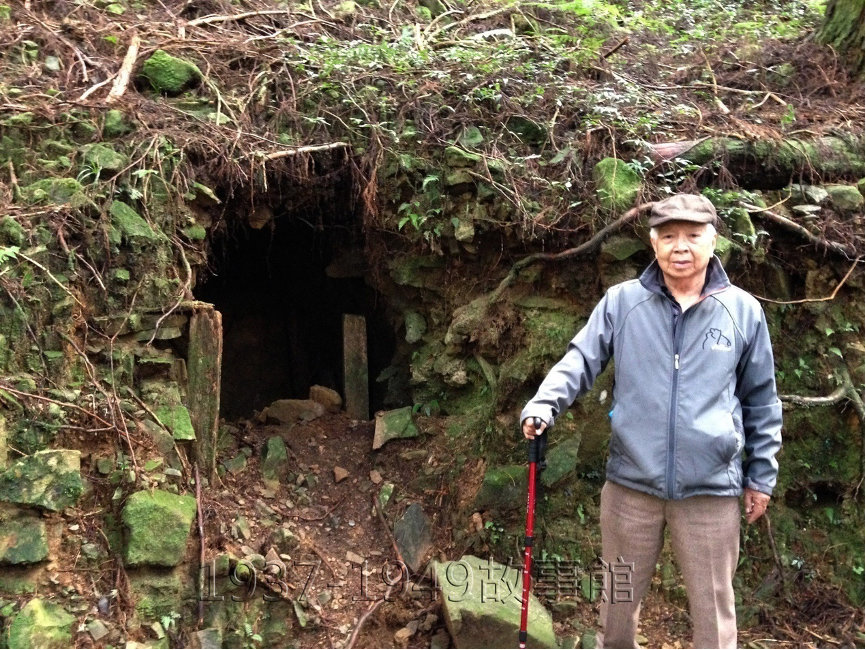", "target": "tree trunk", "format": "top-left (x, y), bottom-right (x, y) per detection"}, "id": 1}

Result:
top-left (646, 136), bottom-right (865, 188)
top-left (817, 0), bottom-right (865, 75)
